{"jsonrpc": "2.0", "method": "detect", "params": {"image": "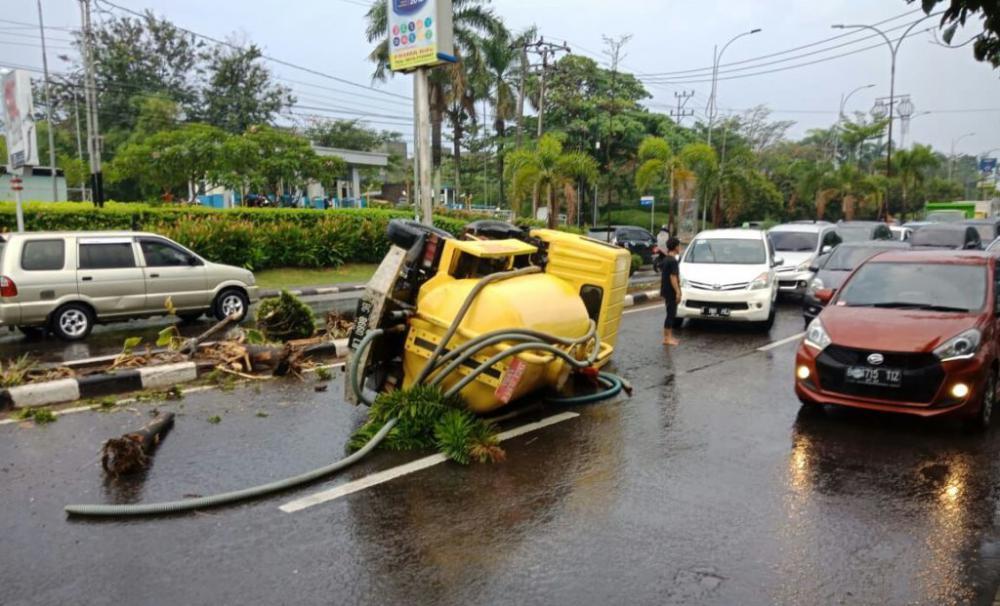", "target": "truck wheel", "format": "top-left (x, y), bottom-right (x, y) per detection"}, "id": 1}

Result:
top-left (51, 303), bottom-right (94, 341)
top-left (387, 219), bottom-right (454, 250)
